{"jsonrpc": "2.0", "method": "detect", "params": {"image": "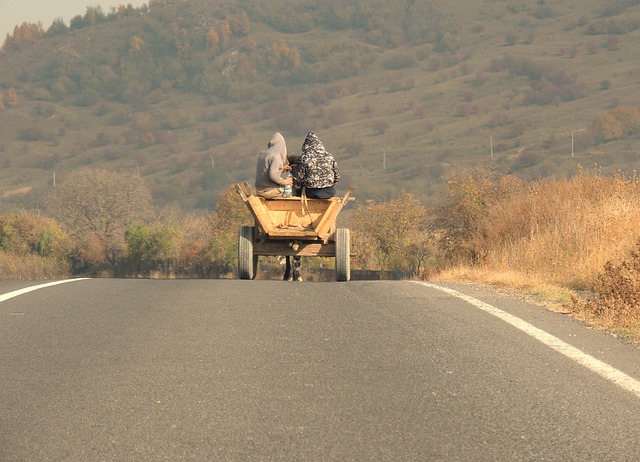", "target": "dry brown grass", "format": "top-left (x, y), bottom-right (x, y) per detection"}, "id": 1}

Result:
top-left (435, 169), bottom-right (640, 341)
top-left (473, 169), bottom-right (640, 290)
top-left (0, 253), bottom-right (70, 280)
top-left (435, 266), bottom-right (575, 308)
